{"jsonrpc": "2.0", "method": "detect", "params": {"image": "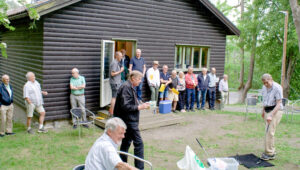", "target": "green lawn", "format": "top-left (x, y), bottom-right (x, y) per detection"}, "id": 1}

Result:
top-left (0, 110), bottom-right (299, 170)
